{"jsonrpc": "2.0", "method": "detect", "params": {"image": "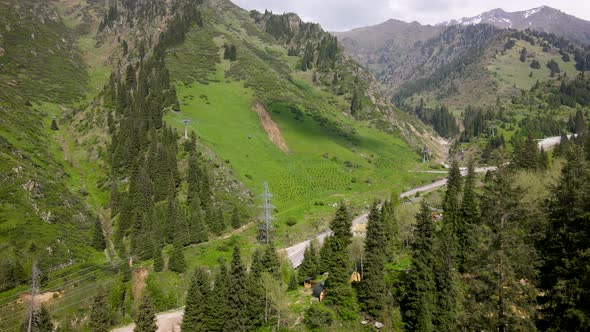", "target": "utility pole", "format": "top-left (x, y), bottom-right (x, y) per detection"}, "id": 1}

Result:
top-left (259, 182), bottom-right (274, 243)
top-left (182, 120), bottom-right (191, 140)
top-left (27, 262), bottom-right (40, 332)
